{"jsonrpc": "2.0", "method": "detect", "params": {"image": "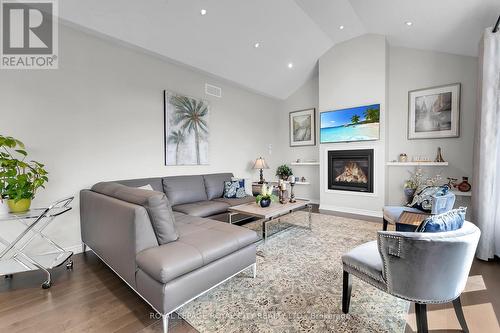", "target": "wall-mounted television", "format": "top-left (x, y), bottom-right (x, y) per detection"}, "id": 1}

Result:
top-left (320, 104), bottom-right (380, 143)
